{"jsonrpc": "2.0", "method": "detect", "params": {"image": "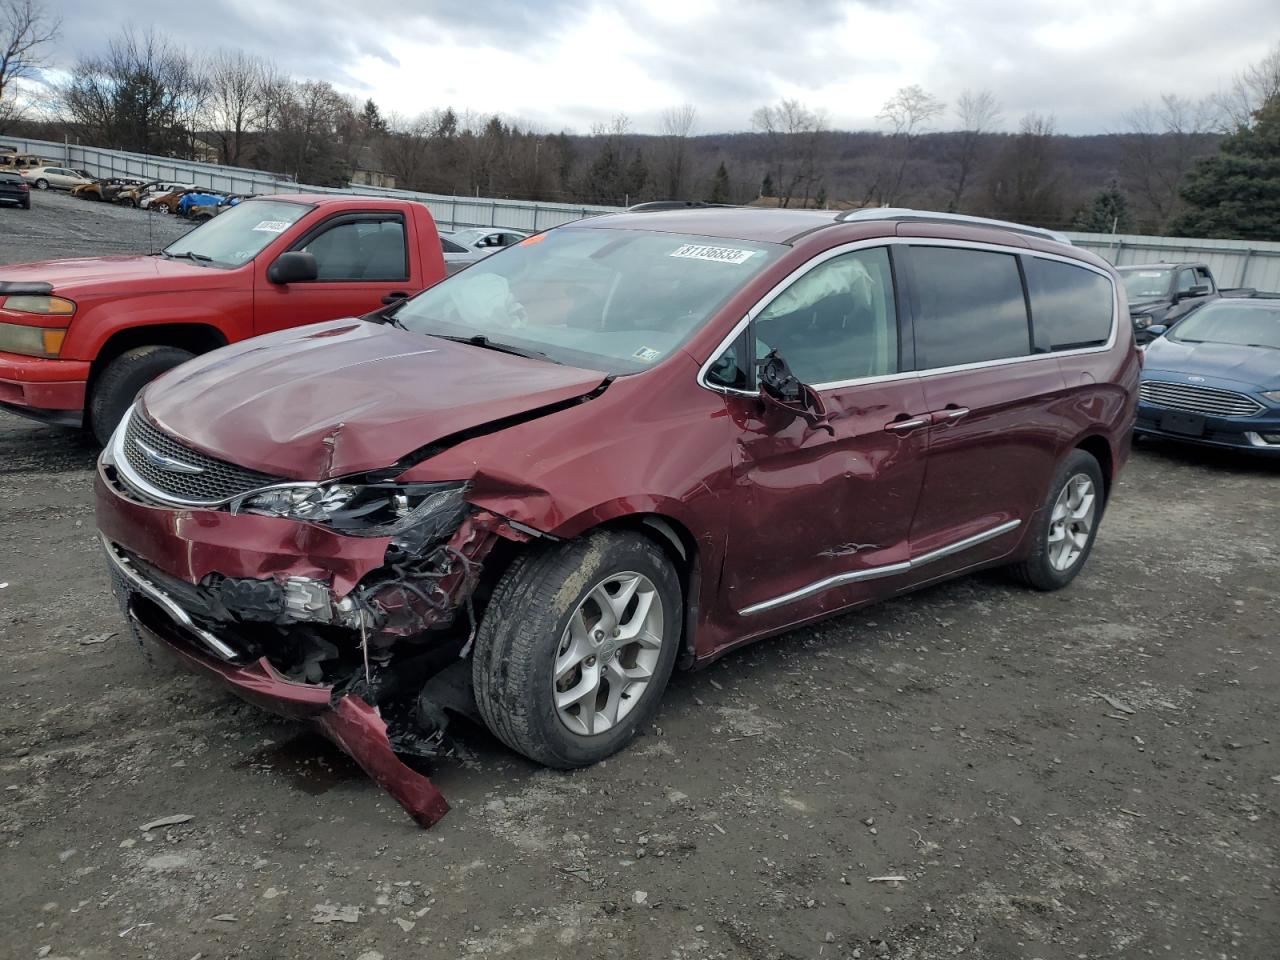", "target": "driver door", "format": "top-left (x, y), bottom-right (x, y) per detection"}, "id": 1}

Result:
top-left (714, 245), bottom-right (931, 628)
